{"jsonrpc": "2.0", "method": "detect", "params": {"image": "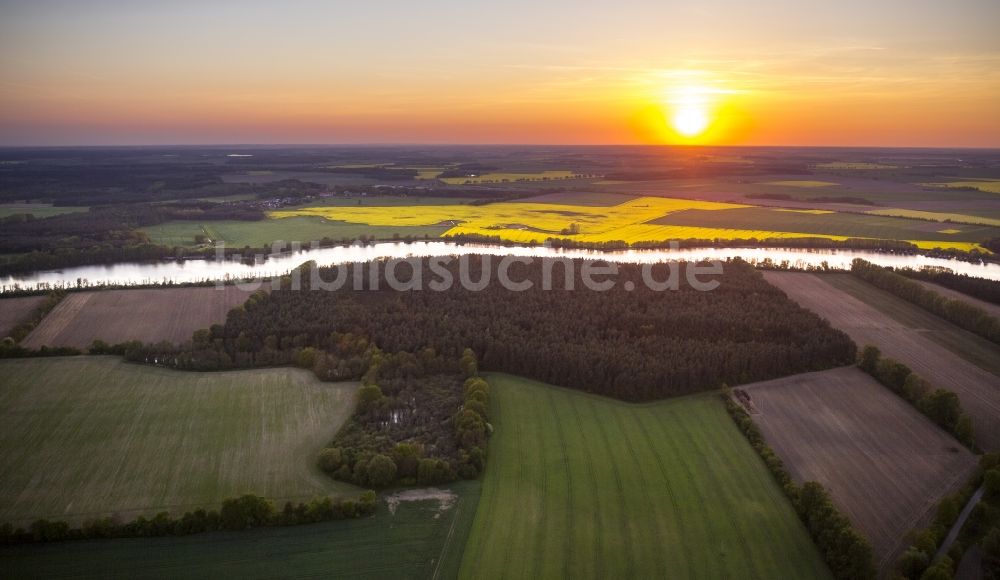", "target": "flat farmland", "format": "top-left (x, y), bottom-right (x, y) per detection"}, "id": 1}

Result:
top-left (742, 367), bottom-right (978, 573)
top-left (22, 285), bottom-right (257, 349)
top-left (459, 374), bottom-right (832, 580)
top-left (910, 279), bottom-right (1000, 320)
top-left (142, 216), bottom-right (449, 247)
top-left (654, 206), bottom-right (998, 246)
top-left (0, 357), bottom-right (359, 526)
top-left (763, 271), bottom-right (1000, 450)
top-left (0, 295), bottom-right (44, 338)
